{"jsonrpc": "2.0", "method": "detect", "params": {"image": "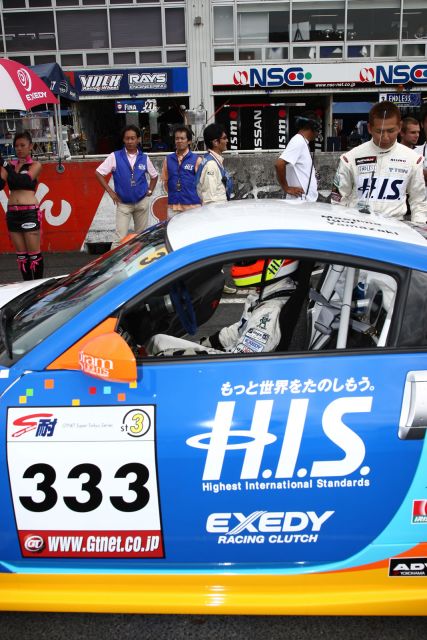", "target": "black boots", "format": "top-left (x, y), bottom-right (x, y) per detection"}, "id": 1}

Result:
top-left (28, 252), bottom-right (44, 279)
top-left (16, 252), bottom-right (44, 280)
